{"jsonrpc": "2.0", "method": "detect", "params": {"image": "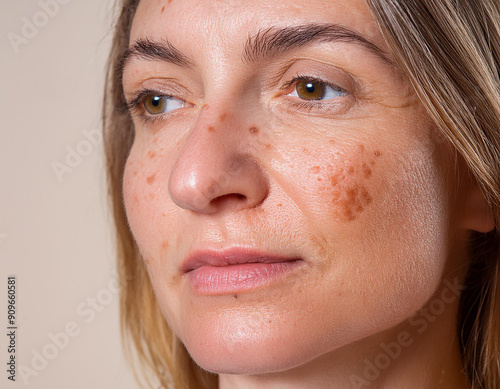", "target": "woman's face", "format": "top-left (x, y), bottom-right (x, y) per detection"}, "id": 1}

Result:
top-left (122, 0), bottom-right (463, 374)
